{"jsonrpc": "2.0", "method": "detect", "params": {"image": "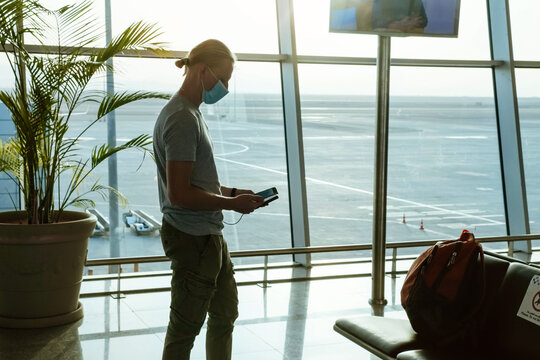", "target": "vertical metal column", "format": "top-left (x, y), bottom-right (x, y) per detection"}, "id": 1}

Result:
top-left (370, 36), bottom-right (391, 308)
top-left (105, 0), bottom-right (120, 265)
top-left (276, 0), bottom-right (311, 266)
top-left (487, 0), bottom-right (531, 260)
